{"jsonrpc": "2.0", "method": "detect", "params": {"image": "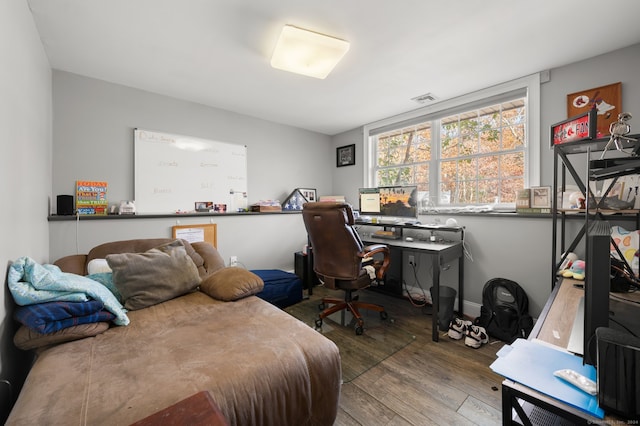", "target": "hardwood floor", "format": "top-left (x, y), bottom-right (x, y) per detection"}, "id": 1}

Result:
top-left (310, 286), bottom-right (507, 426)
